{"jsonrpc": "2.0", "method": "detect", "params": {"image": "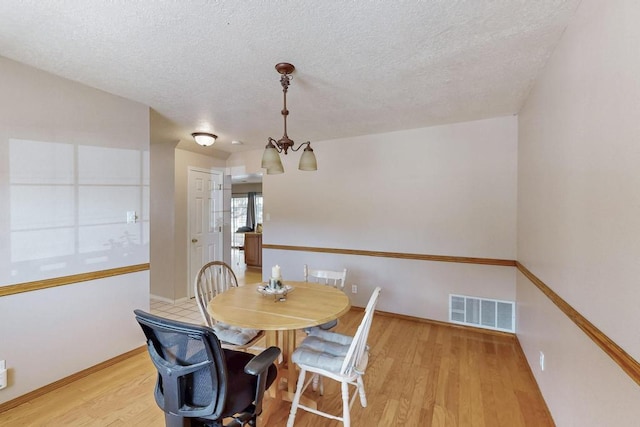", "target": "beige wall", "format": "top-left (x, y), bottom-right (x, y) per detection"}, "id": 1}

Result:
top-left (150, 145), bottom-right (227, 301)
top-left (226, 149), bottom-right (264, 177)
top-left (0, 57), bottom-right (149, 403)
top-left (517, 0), bottom-right (640, 424)
top-left (260, 116), bottom-right (518, 315)
top-left (150, 144), bottom-right (228, 301)
top-left (149, 139), bottom-right (177, 300)
top-left (232, 182), bottom-right (262, 194)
